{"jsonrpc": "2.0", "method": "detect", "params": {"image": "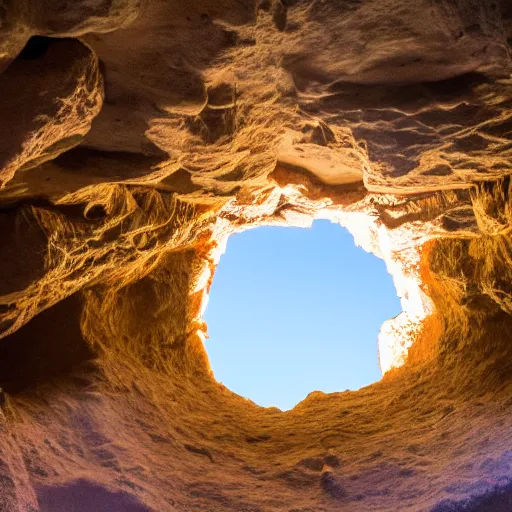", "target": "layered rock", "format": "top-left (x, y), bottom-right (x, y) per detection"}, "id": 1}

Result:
top-left (0, 1), bottom-right (511, 511)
